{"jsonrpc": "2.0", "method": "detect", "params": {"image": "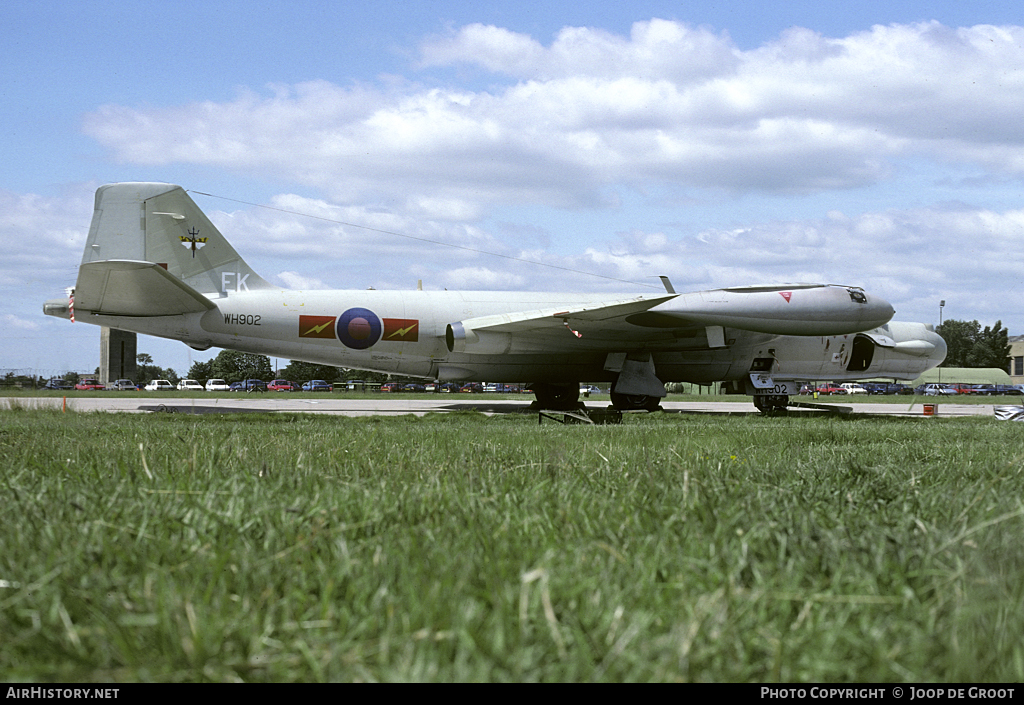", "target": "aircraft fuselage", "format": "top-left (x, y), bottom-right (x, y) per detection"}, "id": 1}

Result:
top-left (73, 288), bottom-right (944, 386)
